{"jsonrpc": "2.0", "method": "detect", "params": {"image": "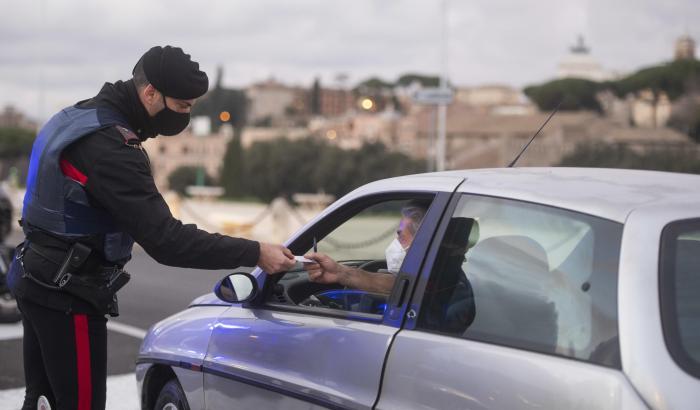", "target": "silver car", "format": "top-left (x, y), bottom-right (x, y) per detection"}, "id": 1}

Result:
top-left (136, 168), bottom-right (700, 410)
